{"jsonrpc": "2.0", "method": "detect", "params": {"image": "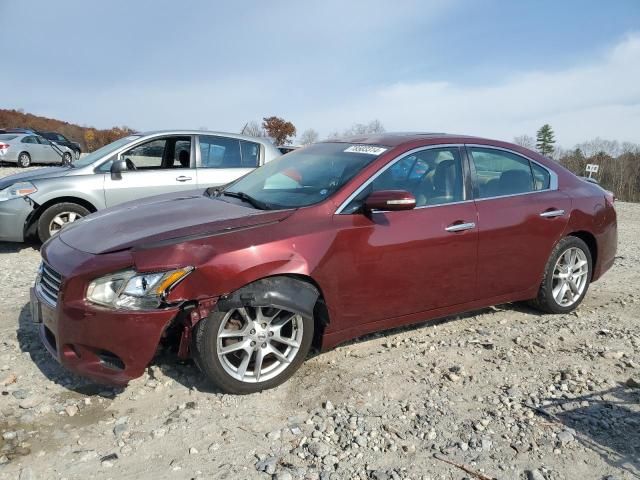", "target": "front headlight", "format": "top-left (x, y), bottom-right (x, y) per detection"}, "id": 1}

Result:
top-left (86, 267), bottom-right (193, 310)
top-left (0, 182), bottom-right (38, 202)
